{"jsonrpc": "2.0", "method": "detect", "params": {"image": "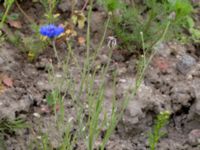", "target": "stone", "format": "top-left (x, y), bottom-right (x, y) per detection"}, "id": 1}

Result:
top-left (188, 129), bottom-right (200, 146)
top-left (0, 94), bottom-right (33, 120)
top-left (170, 81), bottom-right (193, 111)
top-left (124, 101), bottom-right (144, 125)
top-left (176, 54), bottom-right (196, 74)
top-left (33, 113), bottom-right (41, 118)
